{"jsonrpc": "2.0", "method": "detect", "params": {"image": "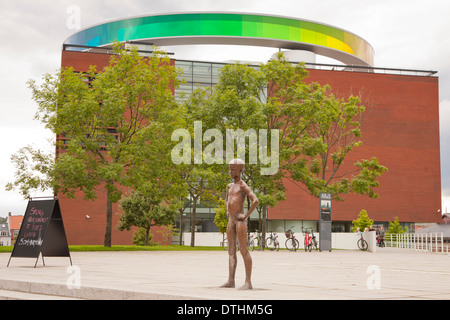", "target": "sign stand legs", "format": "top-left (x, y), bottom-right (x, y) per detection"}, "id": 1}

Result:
top-left (34, 253), bottom-right (45, 268)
